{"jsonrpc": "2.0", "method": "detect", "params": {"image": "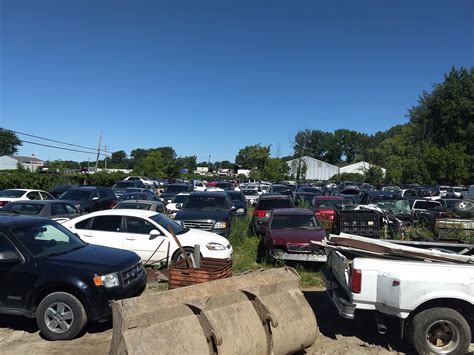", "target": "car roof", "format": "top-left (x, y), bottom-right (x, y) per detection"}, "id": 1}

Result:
top-left (4, 200), bottom-right (69, 205)
top-left (272, 208), bottom-right (314, 216)
top-left (191, 191), bottom-right (228, 197)
top-left (314, 196), bottom-right (346, 200)
top-left (294, 192), bottom-right (319, 195)
top-left (68, 186), bottom-right (101, 191)
top-left (75, 209), bottom-right (158, 217)
top-left (2, 189), bottom-right (43, 193)
top-left (0, 214), bottom-right (51, 228)
top-left (259, 194), bottom-right (290, 200)
top-left (116, 200), bottom-right (156, 206)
